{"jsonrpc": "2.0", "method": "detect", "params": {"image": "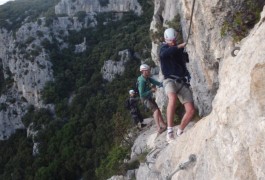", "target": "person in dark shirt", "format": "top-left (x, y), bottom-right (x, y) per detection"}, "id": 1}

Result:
top-left (128, 89), bottom-right (147, 129)
top-left (160, 28), bottom-right (195, 143)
